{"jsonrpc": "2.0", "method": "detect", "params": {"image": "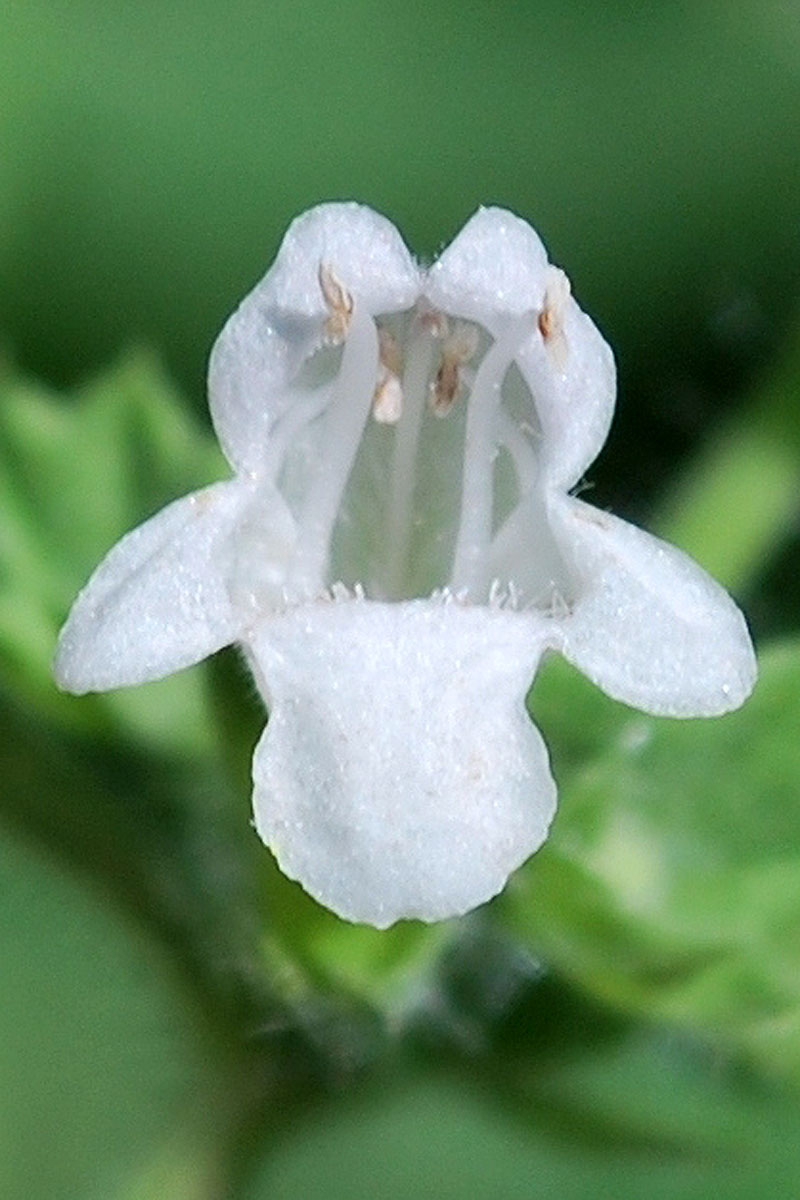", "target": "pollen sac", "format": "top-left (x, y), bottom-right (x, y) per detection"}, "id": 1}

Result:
top-left (319, 261), bottom-right (354, 343)
top-left (429, 322), bottom-right (479, 417)
top-left (372, 328), bottom-right (404, 423)
top-left (537, 265), bottom-right (571, 370)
